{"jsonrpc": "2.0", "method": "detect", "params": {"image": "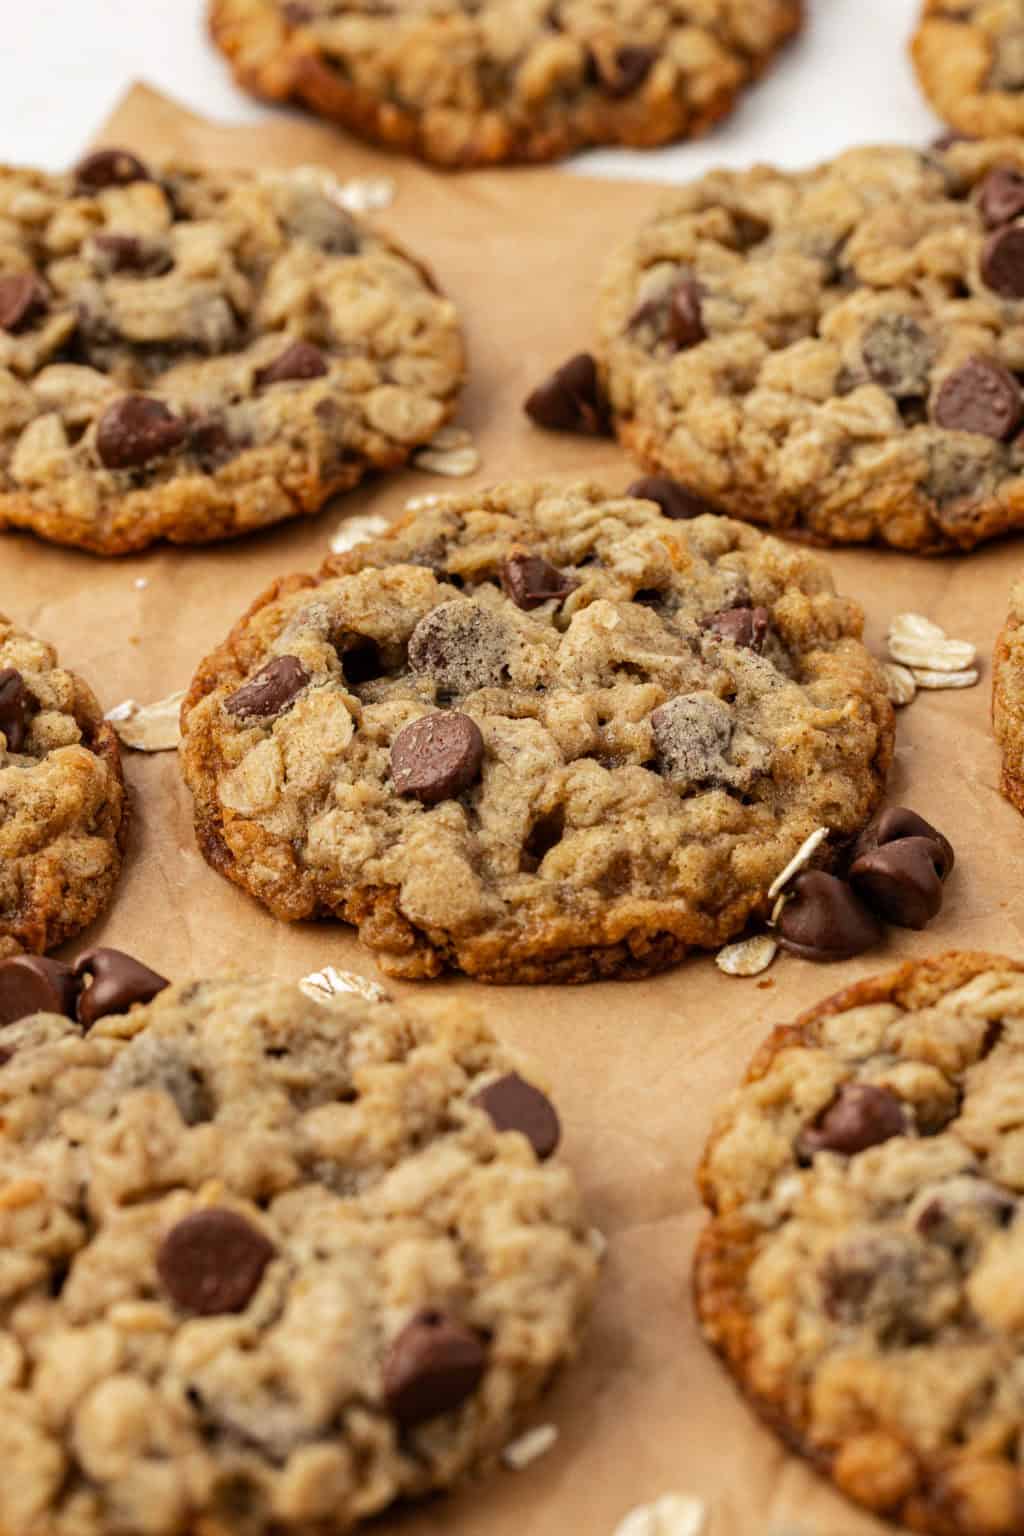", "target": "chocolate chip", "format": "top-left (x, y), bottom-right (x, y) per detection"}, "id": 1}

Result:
top-left (701, 606), bottom-right (770, 653)
top-left (96, 396), bottom-right (188, 470)
top-left (932, 356), bottom-right (1022, 440)
top-left (74, 949), bottom-right (169, 1029)
top-left (667, 278), bottom-right (705, 350)
top-left (0, 956), bottom-right (79, 1028)
top-left (981, 224), bottom-right (1024, 297)
top-left (382, 1310), bottom-right (486, 1428)
top-left (597, 45), bottom-right (657, 96)
top-left (91, 234), bottom-right (172, 276)
top-left (0, 668), bottom-right (30, 752)
top-left (851, 807), bottom-right (954, 879)
top-left (157, 1208), bottom-right (275, 1315)
top-left (188, 415), bottom-right (240, 471)
top-left (391, 713), bottom-right (484, 805)
top-left (978, 166), bottom-right (1024, 229)
top-left (524, 353), bottom-right (610, 436)
top-left (627, 476), bottom-right (714, 520)
top-left (849, 837), bottom-right (946, 930)
top-left (224, 656), bottom-right (309, 721)
top-left (862, 315), bottom-right (933, 398)
top-left (255, 340), bottom-right (329, 388)
top-left (797, 1082), bottom-right (906, 1159)
top-left (917, 1180), bottom-right (1016, 1242)
top-left (500, 553), bottom-right (577, 610)
top-left (0, 273), bottom-right (49, 334)
top-left (650, 692), bottom-right (736, 786)
top-left (74, 148), bottom-right (151, 192)
top-left (473, 1073), bottom-right (561, 1159)
top-left (107, 1037), bottom-right (210, 1125)
top-left (777, 871), bottom-right (884, 961)
top-left (408, 602), bottom-right (509, 695)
